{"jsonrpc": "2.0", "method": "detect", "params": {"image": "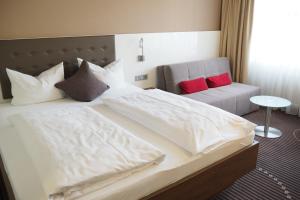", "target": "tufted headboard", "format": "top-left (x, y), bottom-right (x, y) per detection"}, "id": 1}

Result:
top-left (0, 35), bottom-right (115, 99)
